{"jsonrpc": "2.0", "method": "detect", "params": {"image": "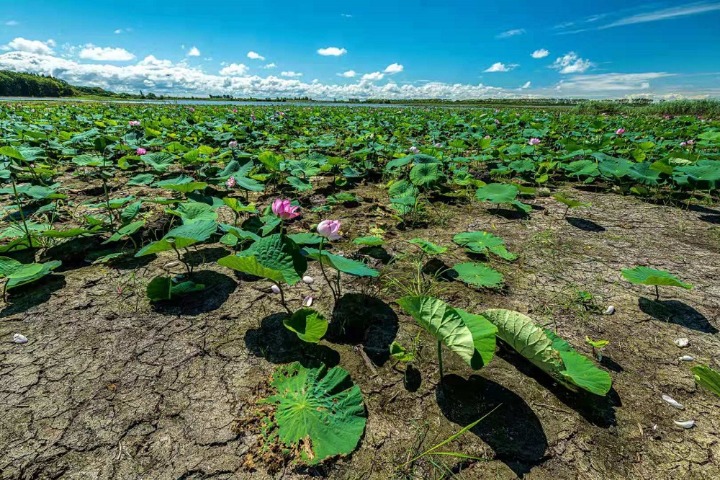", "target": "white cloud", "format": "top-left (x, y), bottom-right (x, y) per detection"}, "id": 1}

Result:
top-left (521, 81), bottom-right (531, 89)
top-left (361, 71), bottom-right (384, 82)
top-left (496, 28), bottom-right (525, 39)
top-left (219, 63), bottom-right (248, 76)
top-left (556, 72), bottom-right (673, 93)
top-left (2, 38), bottom-right (56, 55)
top-left (531, 49), bottom-right (549, 59)
top-left (317, 47), bottom-right (347, 56)
top-left (79, 45), bottom-right (135, 62)
top-left (5, 20), bottom-right (19, 26)
top-left (187, 46), bottom-right (201, 57)
top-left (0, 50), bottom-right (699, 100)
top-left (281, 71), bottom-right (303, 77)
top-left (484, 62), bottom-right (517, 73)
top-left (263, 63), bottom-right (277, 69)
top-left (383, 63), bottom-right (404, 74)
top-left (551, 52), bottom-right (592, 74)
top-left (601, 2), bottom-right (720, 29)
top-left (341, 13), bottom-right (353, 18)
top-left (338, 70), bottom-right (357, 78)
top-left (247, 51), bottom-right (265, 61)
top-left (114, 29), bottom-right (123, 34)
